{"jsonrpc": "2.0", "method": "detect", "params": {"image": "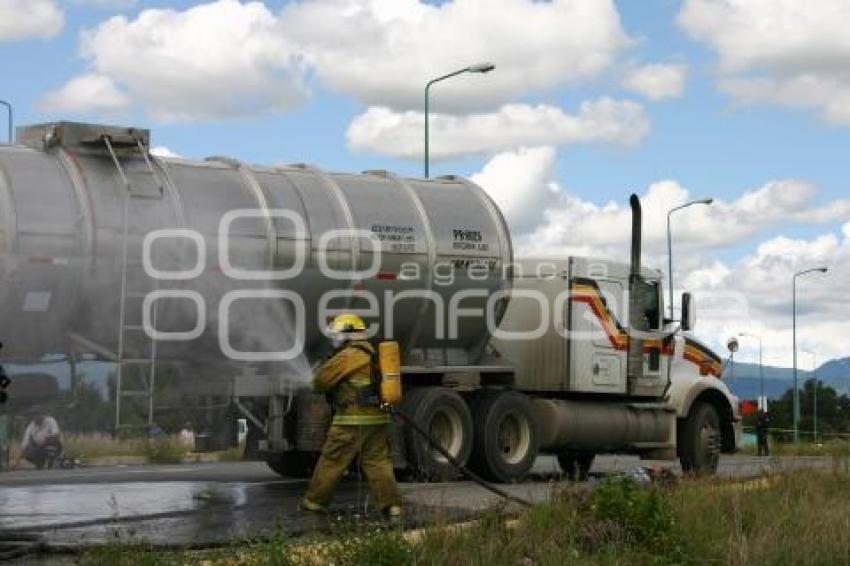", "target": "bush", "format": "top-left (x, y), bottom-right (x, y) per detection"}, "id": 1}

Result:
top-left (590, 476), bottom-right (676, 550)
top-left (142, 437), bottom-right (188, 464)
